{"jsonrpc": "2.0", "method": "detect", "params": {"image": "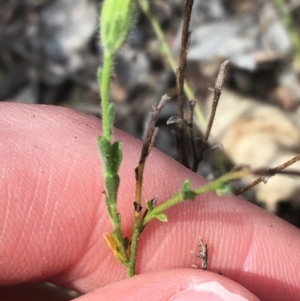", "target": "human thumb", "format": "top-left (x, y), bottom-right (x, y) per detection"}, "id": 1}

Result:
top-left (76, 269), bottom-right (260, 301)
